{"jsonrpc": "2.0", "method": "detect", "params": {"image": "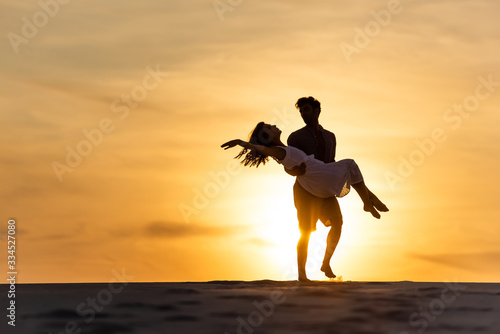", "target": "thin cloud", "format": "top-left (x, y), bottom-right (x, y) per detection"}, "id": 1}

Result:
top-left (1, 0), bottom-right (500, 283)
top-left (409, 252), bottom-right (500, 271)
top-left (246, 237), bottom-right (276, 247)
top-left (143, 221), bottom-right (242, 239)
